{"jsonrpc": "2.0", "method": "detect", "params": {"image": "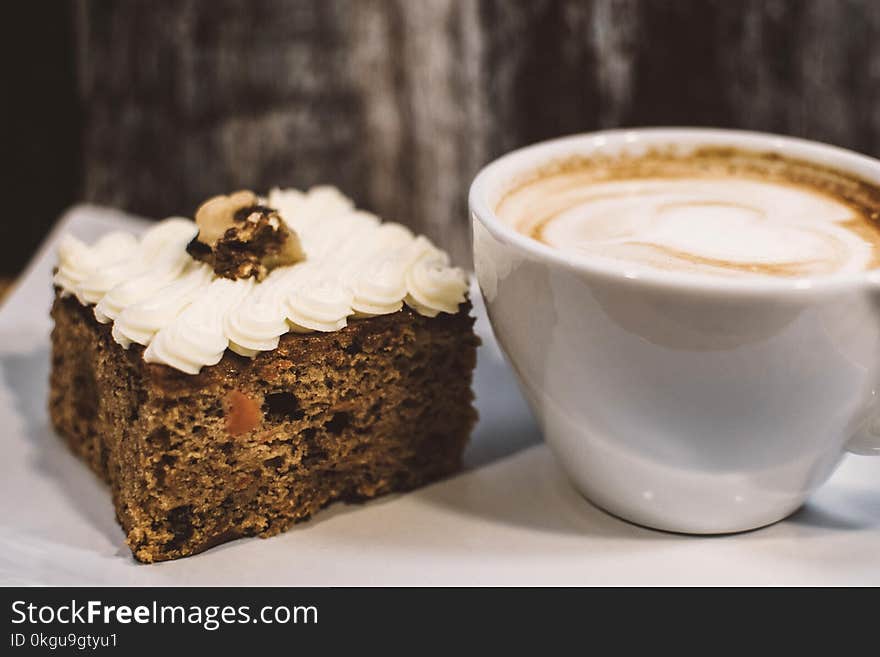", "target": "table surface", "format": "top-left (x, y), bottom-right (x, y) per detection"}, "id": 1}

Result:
top-left (1, 205), bottom-right (879, 586)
